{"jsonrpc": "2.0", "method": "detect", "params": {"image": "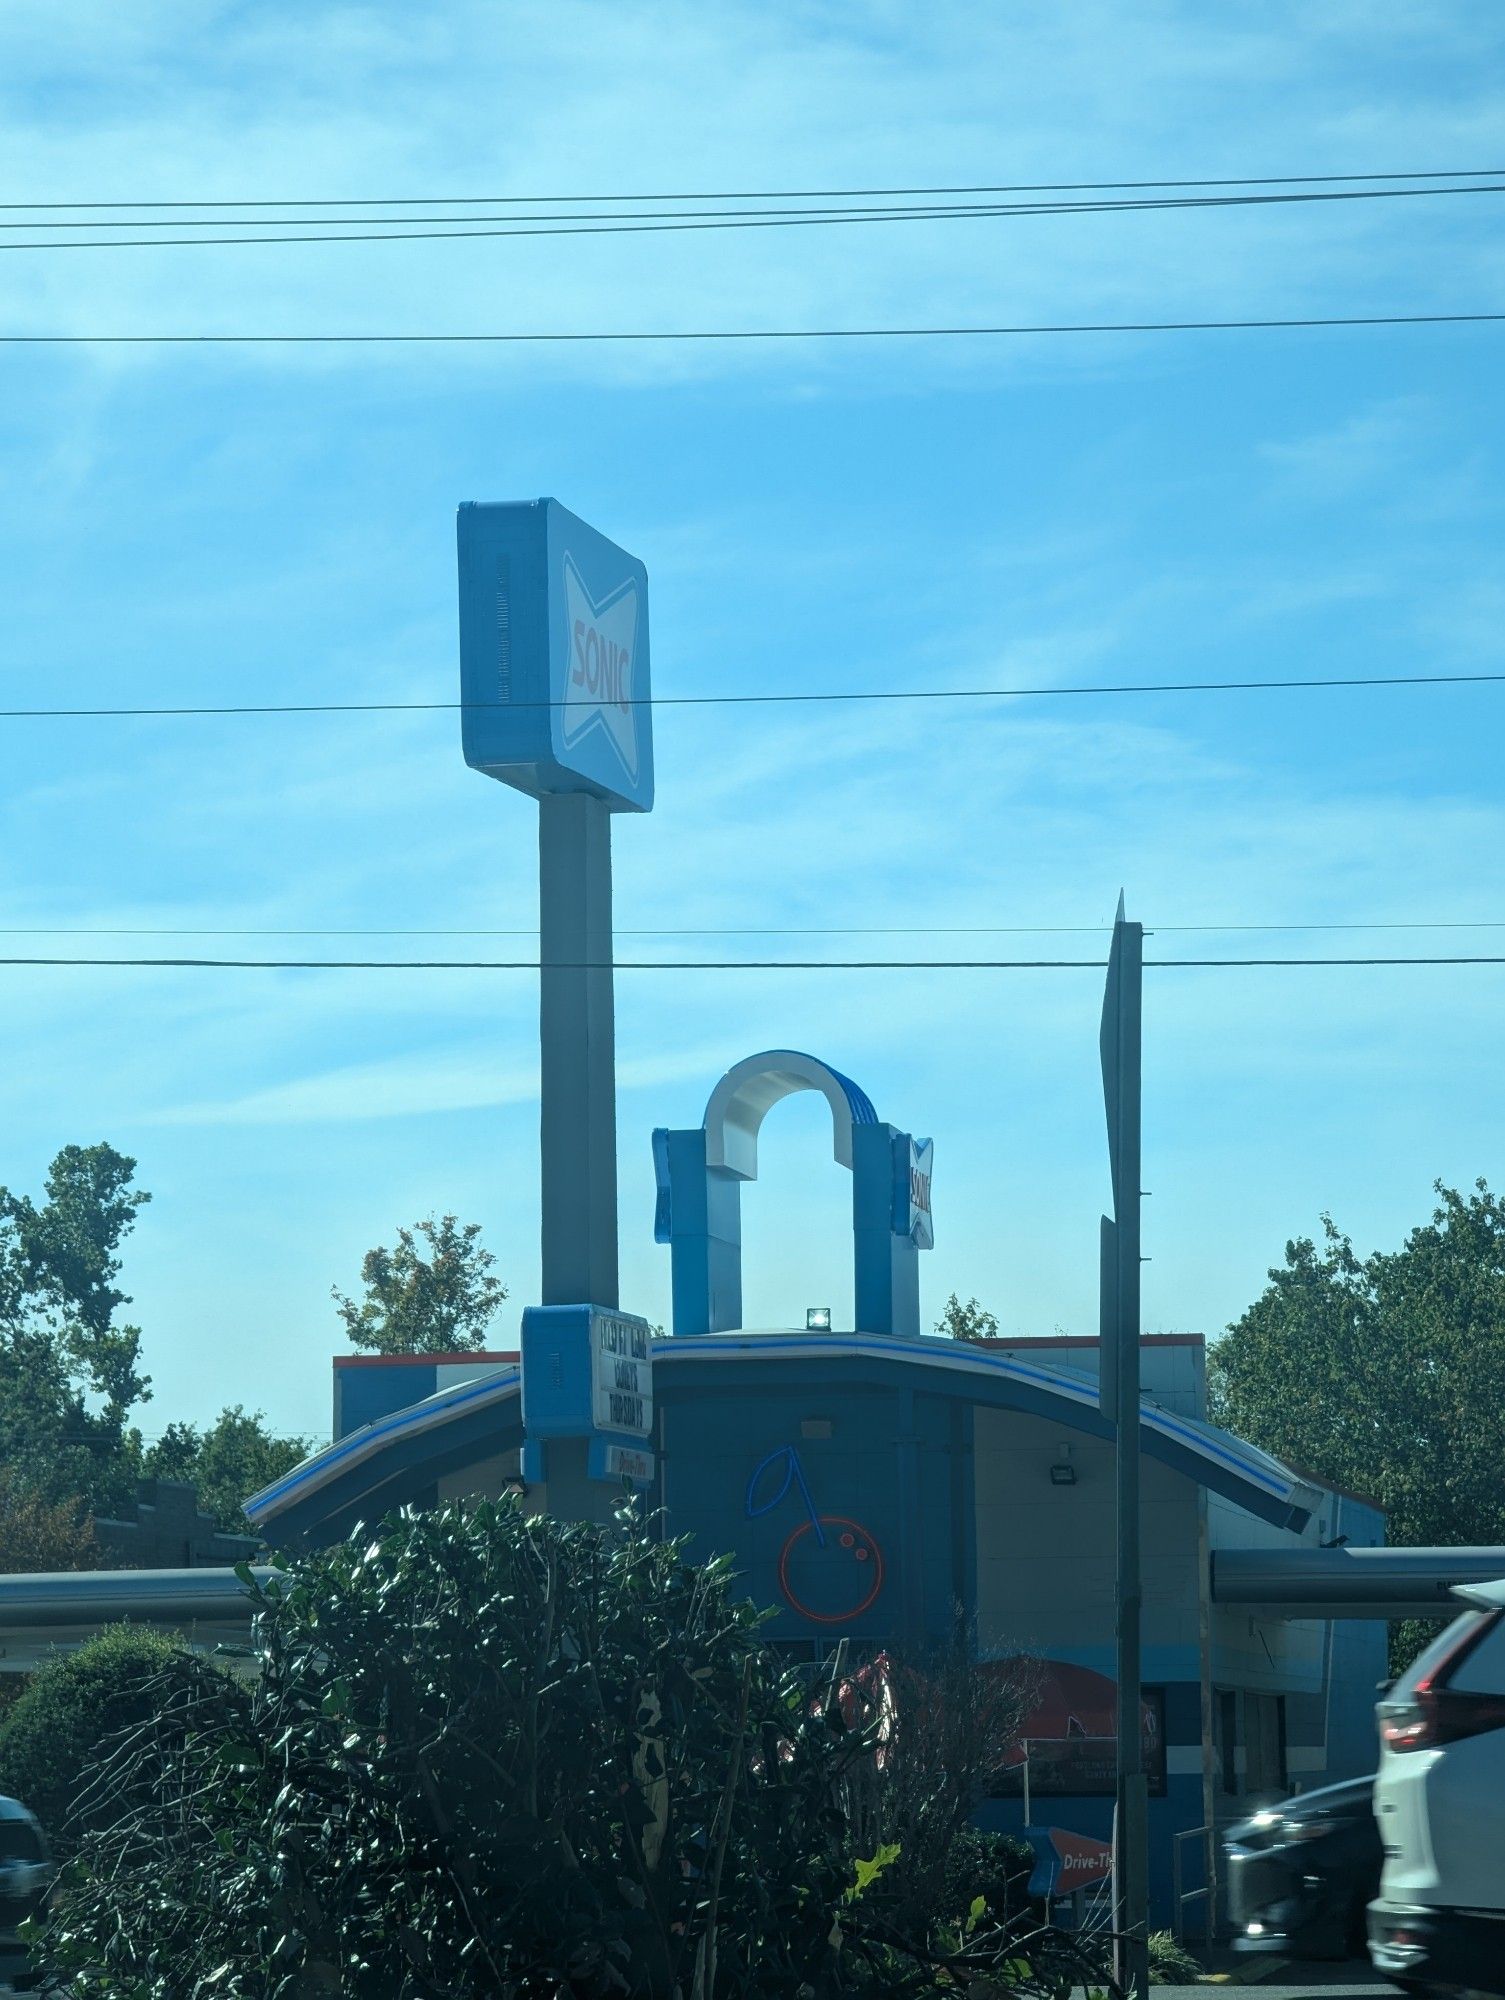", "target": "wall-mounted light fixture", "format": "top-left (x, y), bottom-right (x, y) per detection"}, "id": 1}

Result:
top-left (806, 1307), bottom-right (832, 1331)
top-left (1050, 1445), bottom-right (1077, 1486)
